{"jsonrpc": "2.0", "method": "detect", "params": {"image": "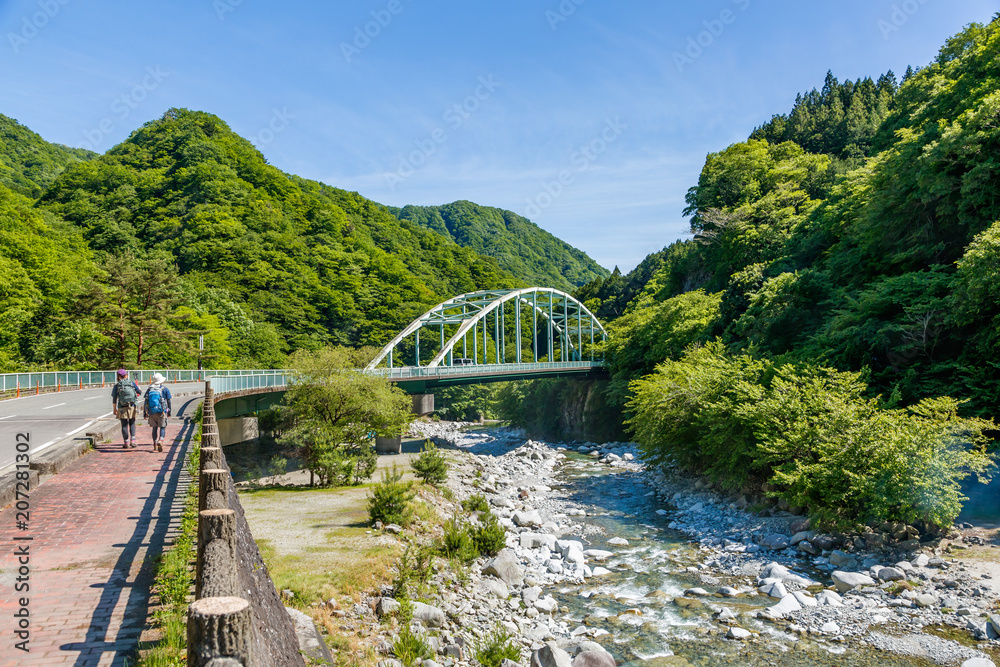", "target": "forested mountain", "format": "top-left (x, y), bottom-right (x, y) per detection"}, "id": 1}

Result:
top-left (574, 19), bottom-right (1000, 418)
top-left (0, 114), bottom-right (95, 198)
top-left (0, 109), bottom-right (535, 371)
top-left (502, 18), bottom-right (1000, 528)
top-left (391, 200), bottom-right (608, 290)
